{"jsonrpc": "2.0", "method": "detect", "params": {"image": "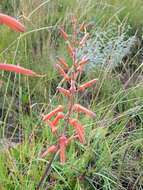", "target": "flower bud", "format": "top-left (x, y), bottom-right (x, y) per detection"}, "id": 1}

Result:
top-left (57, 87), bottom-right (71, 97)
top-left (79, 33), bottom-right (89, 46)
top-left (56, 64), bottom-right (70, 81)
top-left (69, 119), bottom-right (85, 144)
top-left (46, 120), bottom-right (58, 133)
top-left (59, 27), bottom-right (68, 41)
top-left (40, 145), bottom-right (57, 158)
top-left (79, 79), bottom-right (97, 91)
top-left (57, 57), bottom-right (69, 69)
top-left (52, 112), bottom-right (65, 126)
top-left (78, 56), bottom-right (89, 66)
top-left (73, 104), bottom-right (96, 118)
top-left (43, 105), bottom-right (64, 121)
top-left (59, 135), bottom-right (67, 164)
top-left (0, 13), bottom-right (26, 32)
top-left (67, 42), bottom-right (75, 60)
